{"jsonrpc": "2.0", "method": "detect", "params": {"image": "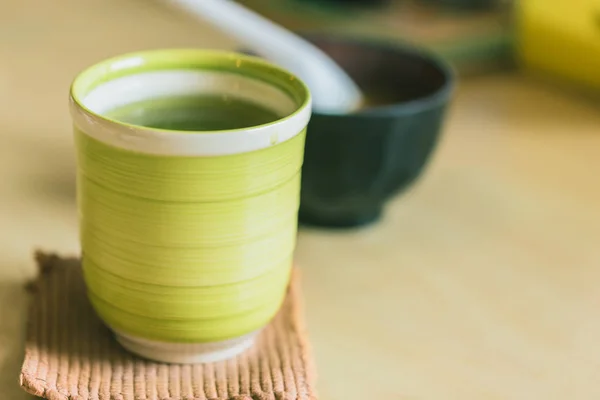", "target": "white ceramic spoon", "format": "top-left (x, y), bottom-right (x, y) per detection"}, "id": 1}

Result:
top-left (164, 0), bottom-right (363, 114)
